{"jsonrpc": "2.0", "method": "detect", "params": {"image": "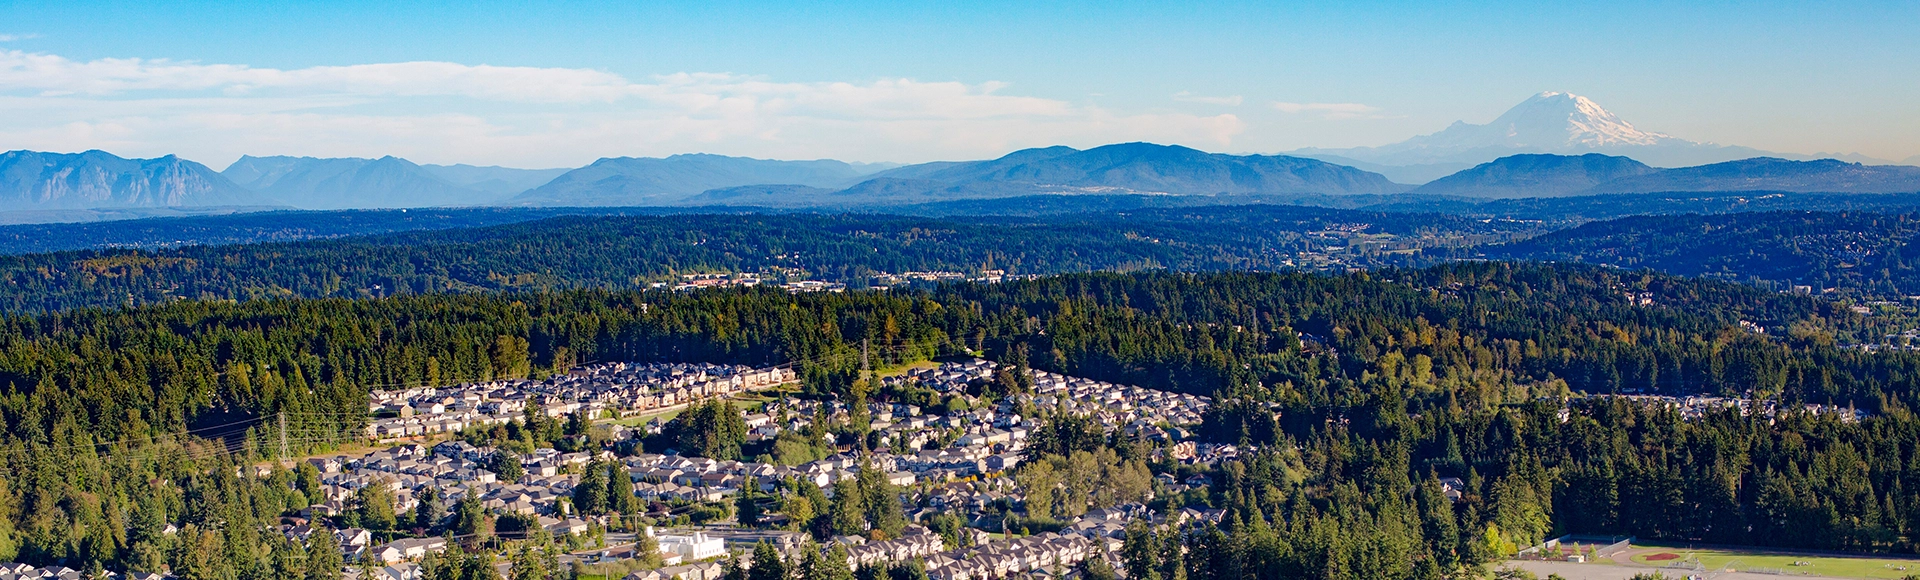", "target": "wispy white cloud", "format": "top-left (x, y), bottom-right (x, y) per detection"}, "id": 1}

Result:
top-left (0, 50), bottom-right (1245, 166)
top-left (0, 34), bottom-right (39, 42)
top-left (1271, 101), bottom-right (1388, 120)
top-left (0, 51), bottom-right (640, 101)
top-left (1173, 91), bottom-right (1242, 106)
